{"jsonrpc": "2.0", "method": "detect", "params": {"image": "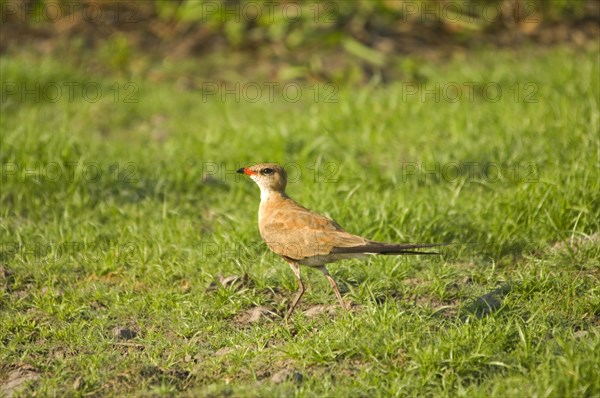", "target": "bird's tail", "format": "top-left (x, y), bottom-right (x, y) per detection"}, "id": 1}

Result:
top-left (331, 243), bottom-right (446, 255)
